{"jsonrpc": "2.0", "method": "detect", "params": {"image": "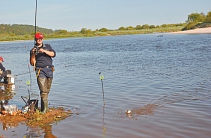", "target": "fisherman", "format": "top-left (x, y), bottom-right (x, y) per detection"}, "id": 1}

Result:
top-left (0, 57), bottom-right (11, 82)
top-left (30, 33), bottom-right (56, 114)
